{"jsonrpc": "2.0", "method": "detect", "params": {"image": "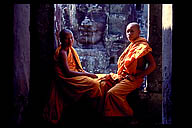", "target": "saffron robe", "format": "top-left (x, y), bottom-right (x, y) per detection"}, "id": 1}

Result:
top-left (99, 37), bottom-right (152, 116)
top-left (43, 45), bottom-right (102, 124)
